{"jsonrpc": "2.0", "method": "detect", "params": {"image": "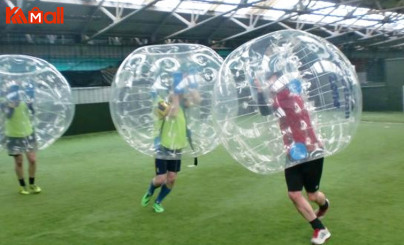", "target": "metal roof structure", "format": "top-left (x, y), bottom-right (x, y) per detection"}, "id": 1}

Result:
top-left (1, 0), bottom-right (404, 51)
